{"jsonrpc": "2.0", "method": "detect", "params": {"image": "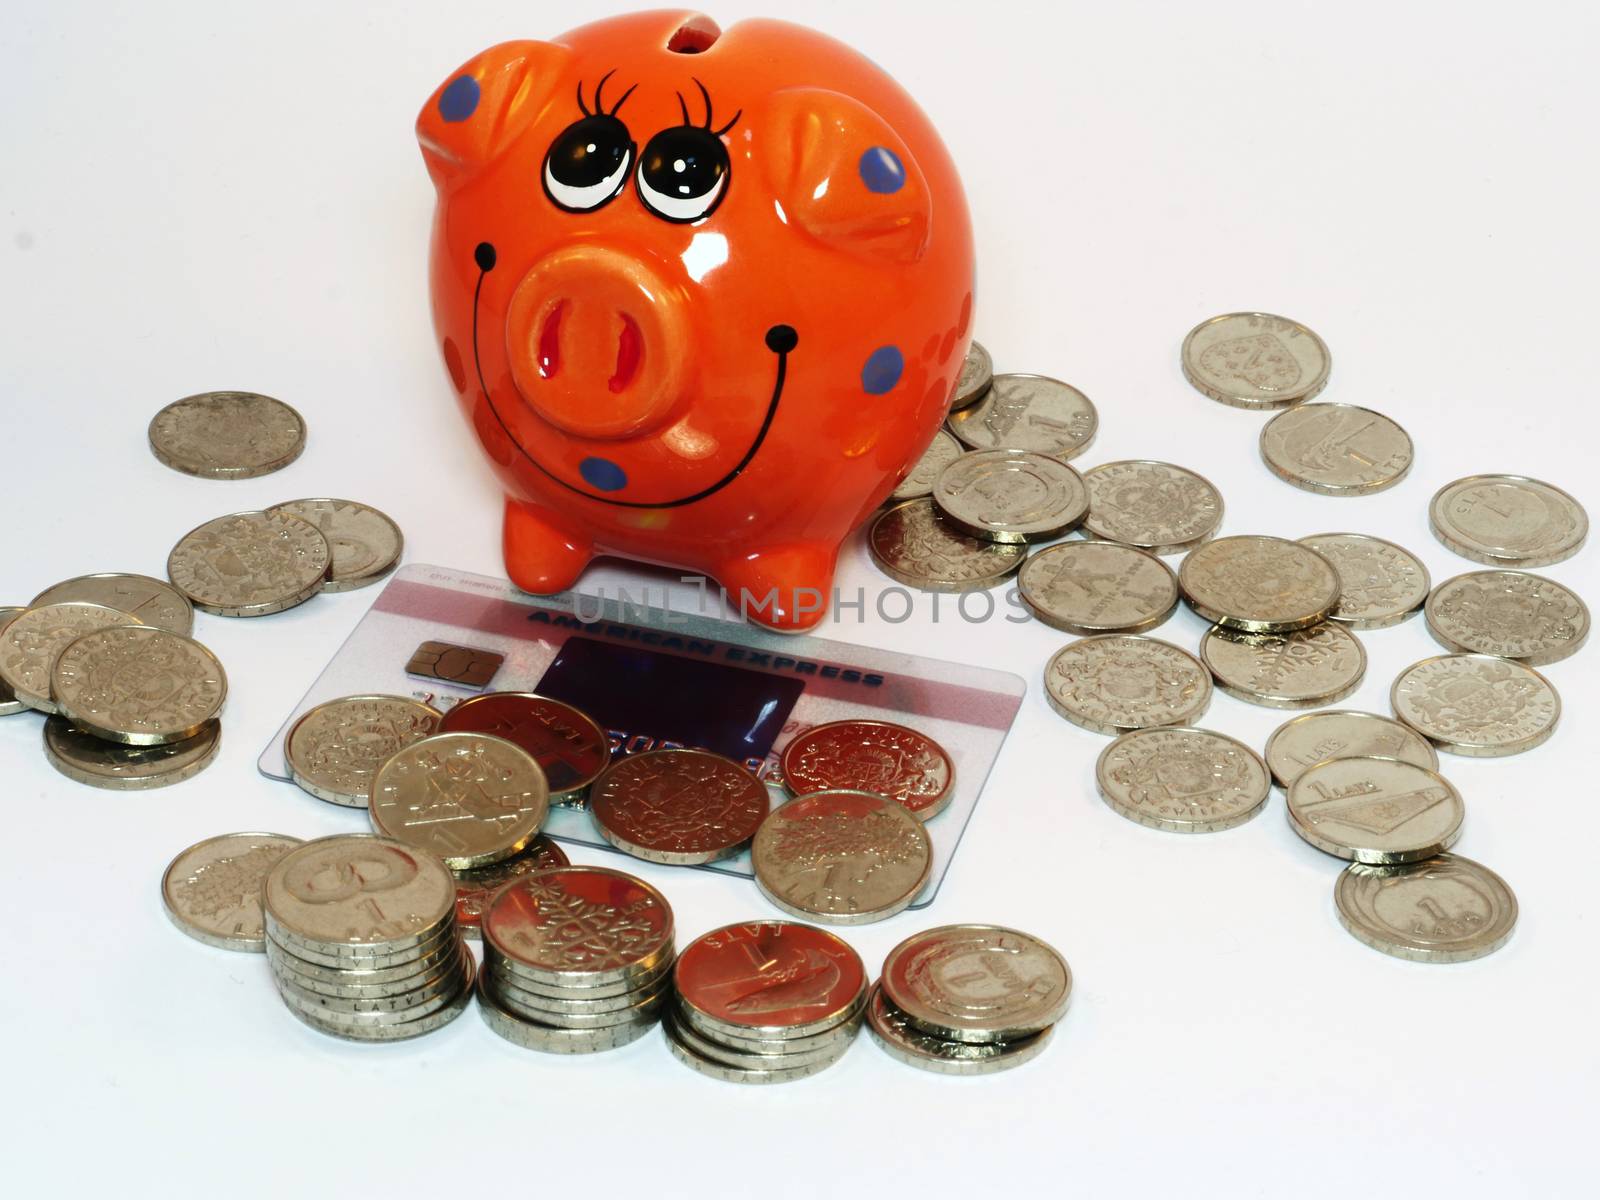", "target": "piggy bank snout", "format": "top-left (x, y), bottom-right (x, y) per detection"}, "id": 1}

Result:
top-left (505, 248), bottom-right (688, 439)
